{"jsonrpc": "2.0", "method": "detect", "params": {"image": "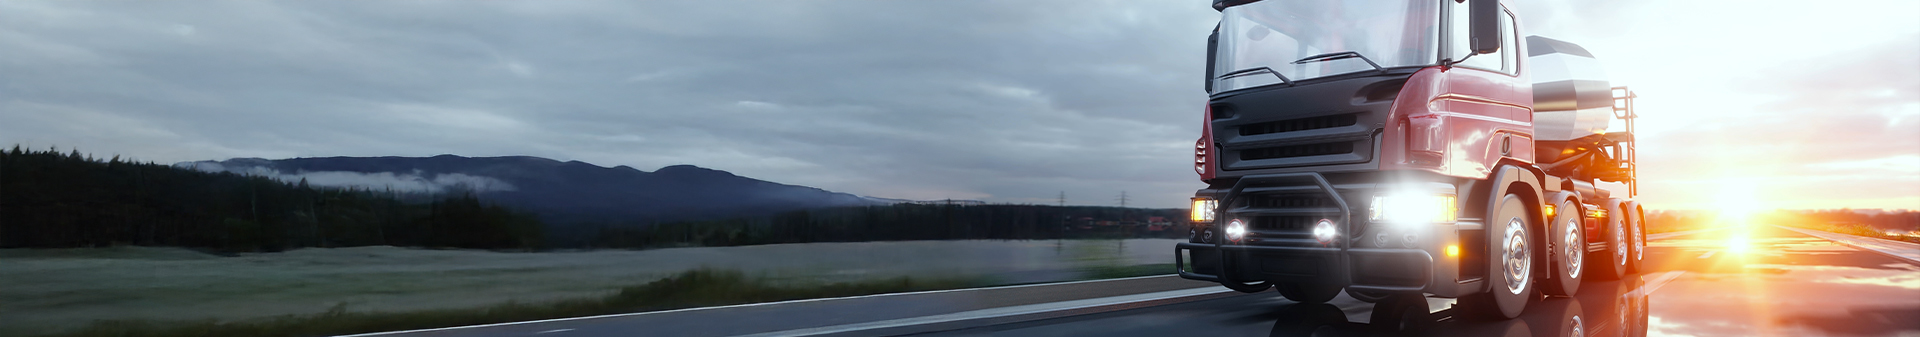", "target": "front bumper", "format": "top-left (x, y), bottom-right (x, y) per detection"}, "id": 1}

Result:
top-left (1177, 243), bottom-right (1434, 292)
top-left (1175, 172), bottom-right (1484, 297)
